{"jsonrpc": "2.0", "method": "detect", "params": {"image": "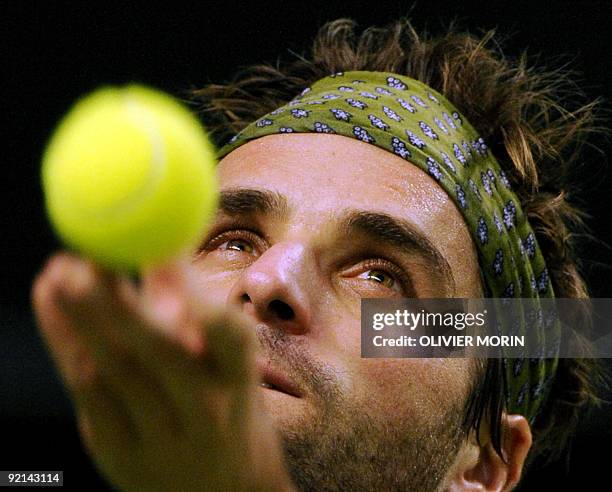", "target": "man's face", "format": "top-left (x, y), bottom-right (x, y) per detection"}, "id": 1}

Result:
top-left (193, 134), bottom-right (483, 490)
